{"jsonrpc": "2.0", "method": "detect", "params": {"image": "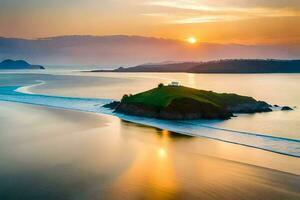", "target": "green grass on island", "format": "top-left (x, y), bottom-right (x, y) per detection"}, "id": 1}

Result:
top-left (121, 85), bottom-right (257, 110)
top-left (104, 84), bottom-right (272, 120)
